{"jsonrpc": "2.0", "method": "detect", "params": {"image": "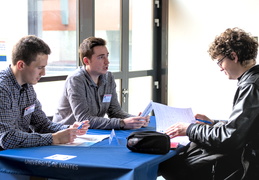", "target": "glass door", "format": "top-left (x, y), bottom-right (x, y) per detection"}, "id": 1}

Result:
top-left (128, 0), bottom-right (153, 114)
top-left (94, 0), bottom-right (156, 115)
